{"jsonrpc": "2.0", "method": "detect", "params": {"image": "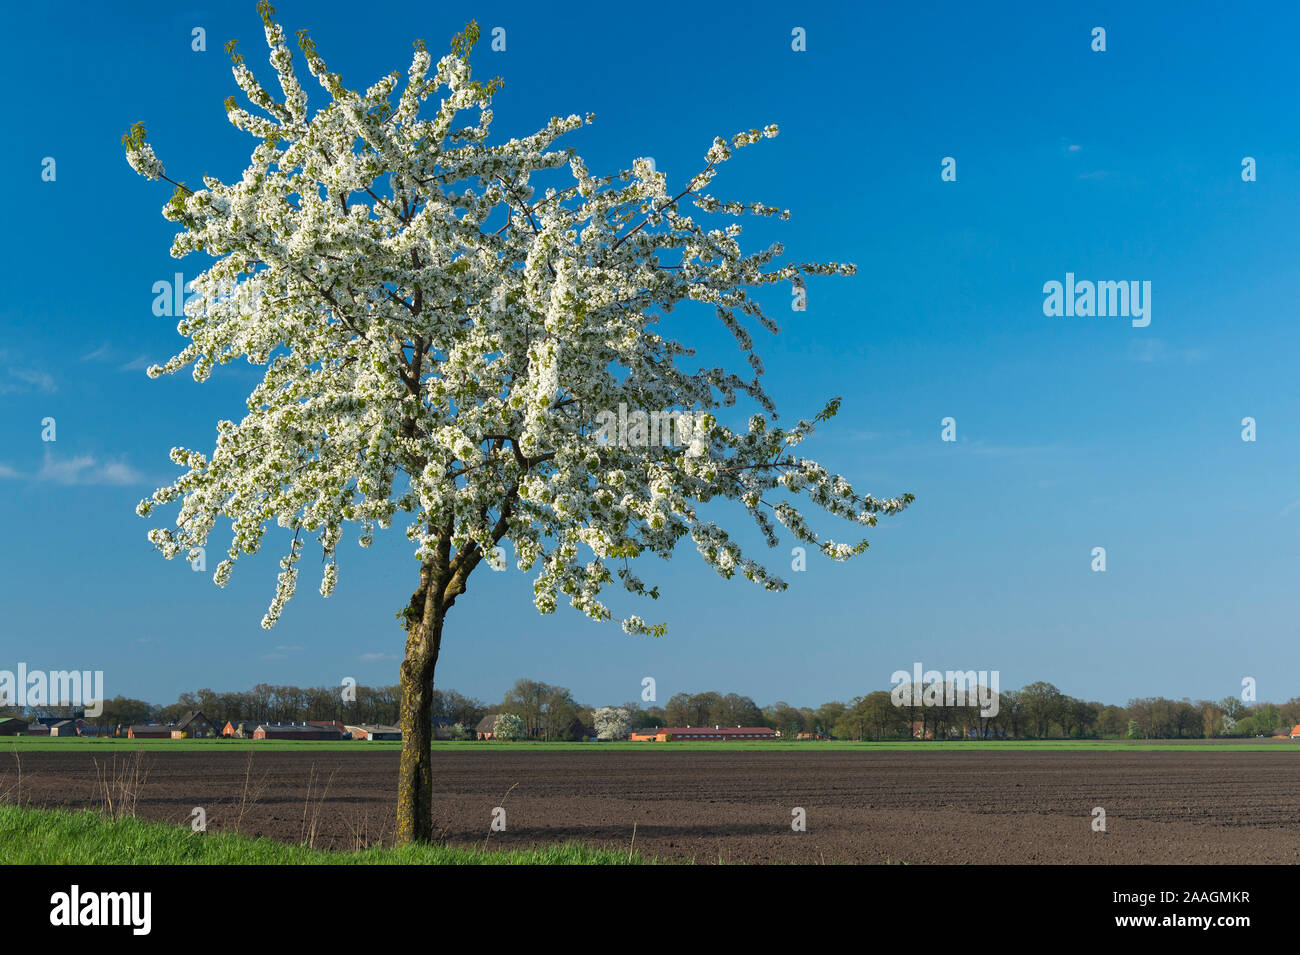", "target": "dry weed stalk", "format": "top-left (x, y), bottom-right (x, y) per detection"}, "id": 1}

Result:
top-left (92, 749), bottom-right (150, 820)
